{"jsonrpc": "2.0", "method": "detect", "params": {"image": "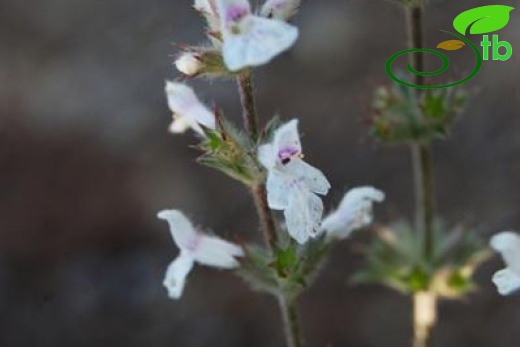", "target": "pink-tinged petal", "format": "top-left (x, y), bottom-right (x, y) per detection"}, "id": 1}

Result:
top-left (273, 119), bottom-right (301, 160)
top-left (215, 0), bottom-right (251, 27)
